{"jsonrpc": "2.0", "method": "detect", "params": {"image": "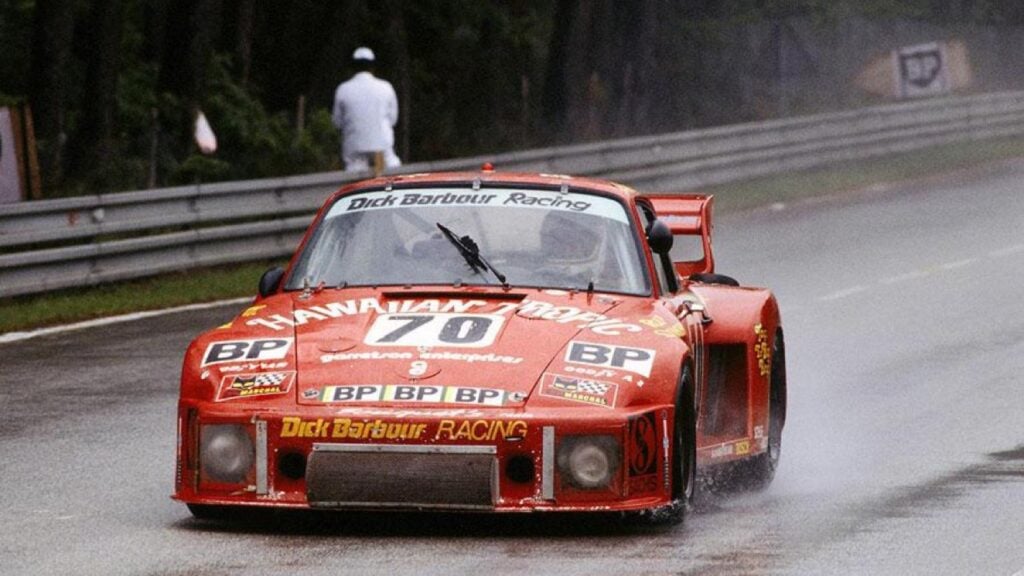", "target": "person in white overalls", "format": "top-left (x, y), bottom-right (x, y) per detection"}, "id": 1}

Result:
top-left (332, 47), bottom-right (401, 174)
